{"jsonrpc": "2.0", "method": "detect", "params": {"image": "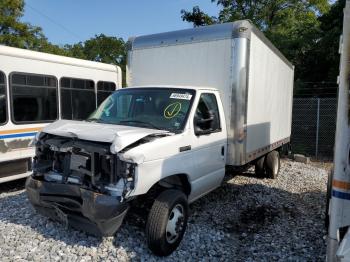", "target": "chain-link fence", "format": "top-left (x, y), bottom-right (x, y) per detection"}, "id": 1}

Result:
top-left (291, 97), bottom-right (337, 159)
